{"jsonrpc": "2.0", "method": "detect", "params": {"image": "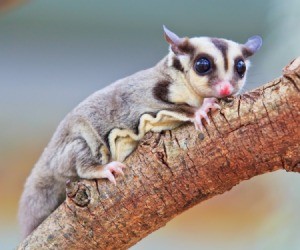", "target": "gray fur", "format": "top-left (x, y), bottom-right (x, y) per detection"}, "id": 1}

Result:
top-left (19, 57), bottom-right (178, 238)
top-left (19, 27), bottom-right (262, 239)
